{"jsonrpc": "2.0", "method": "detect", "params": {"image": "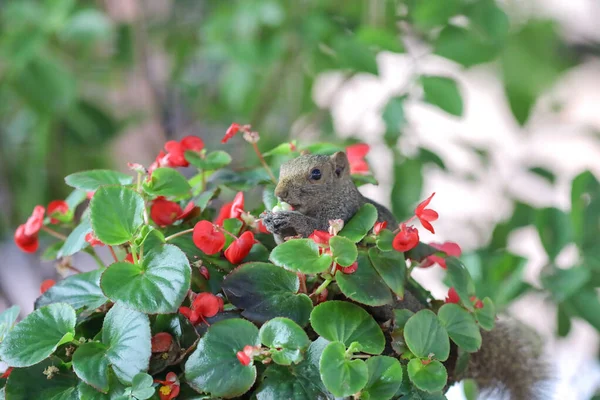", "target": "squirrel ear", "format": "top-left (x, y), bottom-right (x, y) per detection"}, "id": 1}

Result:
top-left (331, 152), bottom-right (350, 178)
